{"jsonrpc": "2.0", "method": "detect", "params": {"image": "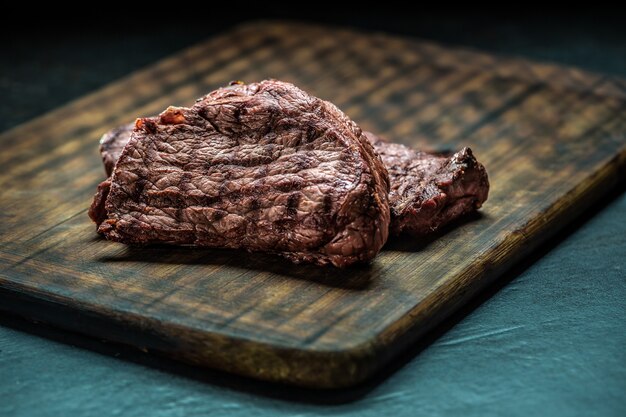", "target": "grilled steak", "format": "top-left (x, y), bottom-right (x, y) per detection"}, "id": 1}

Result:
top-left (364, 132), bottom-right (489, 236)
top-left (98, 126), bottom-right (489, 239)
top-left (89, 80), bottom-right (390, 267)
